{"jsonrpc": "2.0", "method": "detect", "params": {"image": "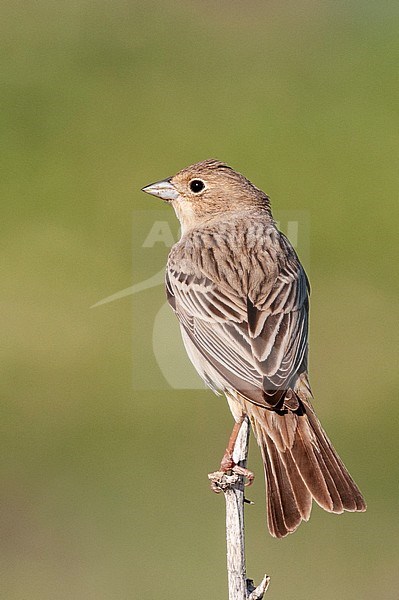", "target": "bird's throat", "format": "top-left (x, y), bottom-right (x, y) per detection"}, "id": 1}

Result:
top-left (172, 199), bottom-right (199, 236)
